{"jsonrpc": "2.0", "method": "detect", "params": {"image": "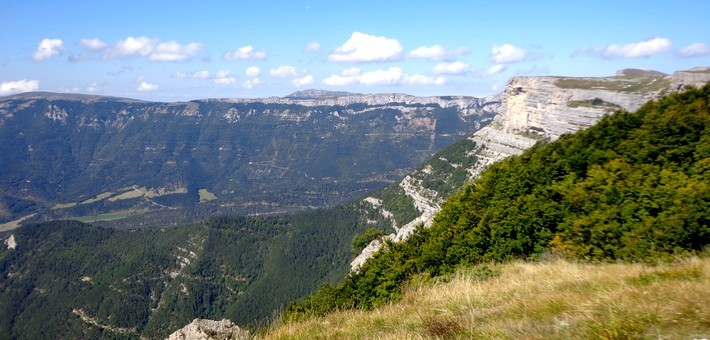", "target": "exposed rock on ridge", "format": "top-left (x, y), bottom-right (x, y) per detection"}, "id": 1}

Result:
top-left (351, 67), bottom-right (710, 271)
top-left (167, 318), bottom-right (249, 340)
